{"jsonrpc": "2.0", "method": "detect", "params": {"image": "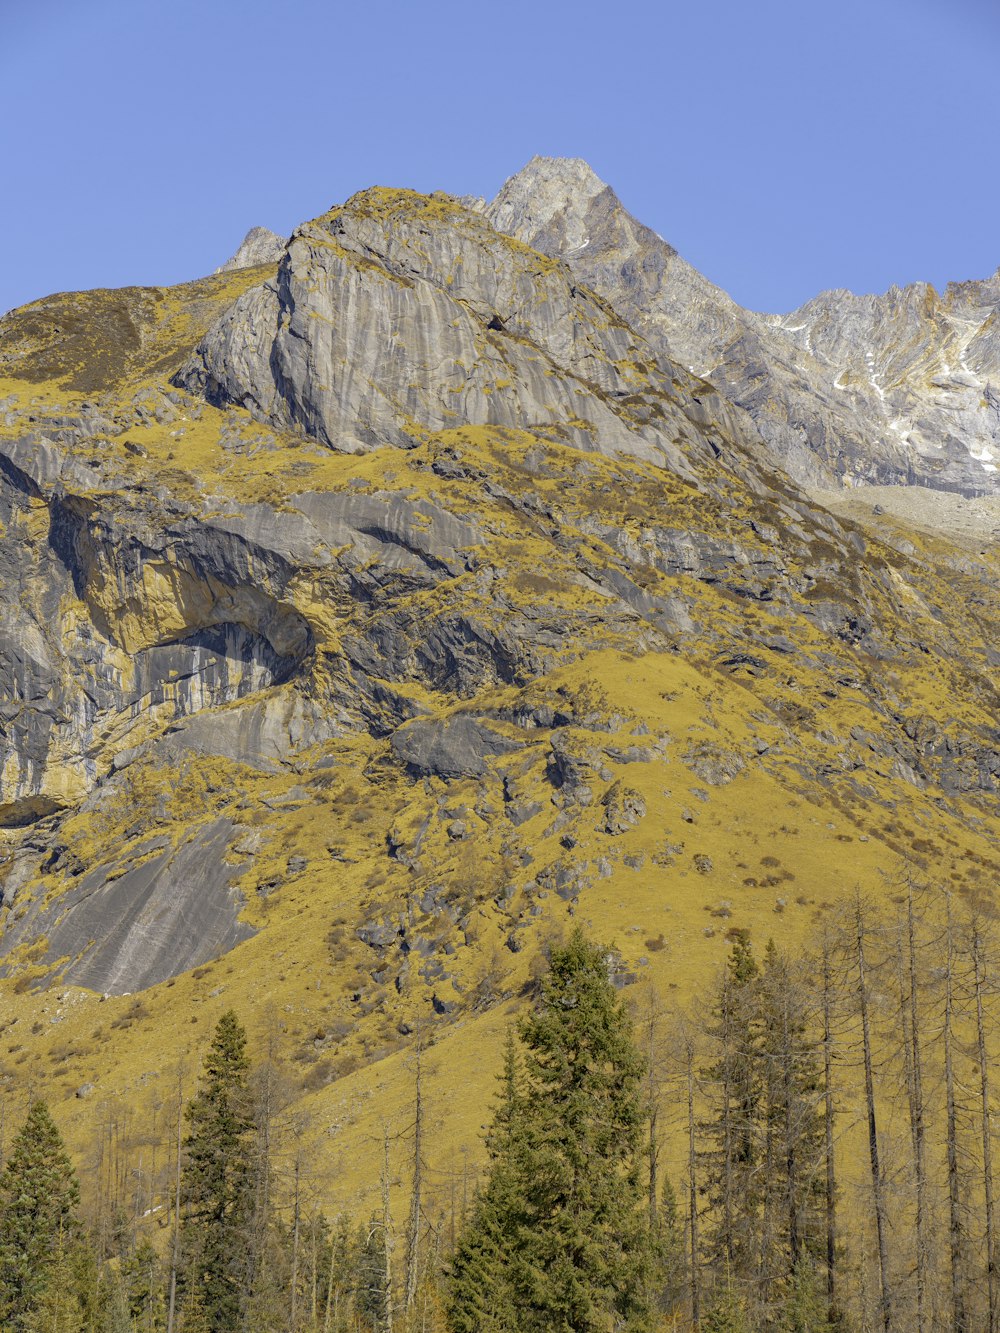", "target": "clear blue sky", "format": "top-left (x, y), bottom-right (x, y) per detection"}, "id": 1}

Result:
top-left (1, 0), bottom-right (998, 316)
